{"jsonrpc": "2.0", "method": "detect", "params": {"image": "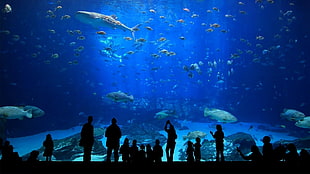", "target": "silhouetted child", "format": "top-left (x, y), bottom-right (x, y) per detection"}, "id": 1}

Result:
top-left (146, 144), bottom-right (153, 164)
top-left (299, 149), bottom-right (310, 164)
top-left (152, 139), bottom-right (163, 164)
top-left (119, 138), bottom-right (130, 163)
top-left (237, 145), bottom-right (263, 162)
top-left (27, 150), bottom-right (40, 162)
top-left (273, 143), bottom-right (286, 161)
top-left (284, 143), bottom-right (299, 165)
top-left (262, 135), bottom-right (274, 162)
top-left (43, 134), bottom-right (54, 161)
top-left (137, 144), bottom-right (146, 164)
top-left (210, 124), bottom-right (225, 162)
top-left (186, 140), bottom-right (194, 163)
top-left (194, 137), bottom-right (202, 162)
